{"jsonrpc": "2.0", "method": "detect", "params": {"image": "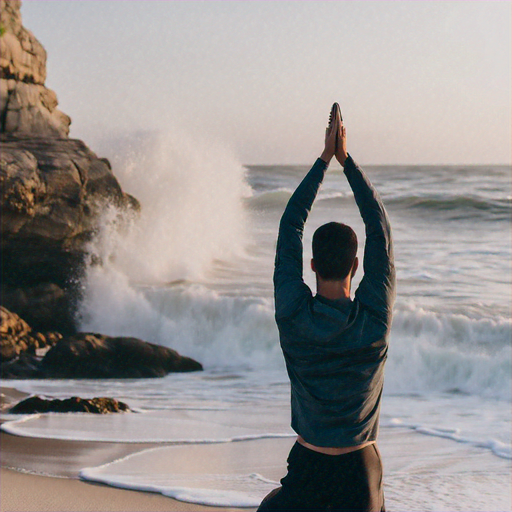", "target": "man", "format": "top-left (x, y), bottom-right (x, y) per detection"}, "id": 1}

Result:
top-left (258, 104), bottom-right (395, 512)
